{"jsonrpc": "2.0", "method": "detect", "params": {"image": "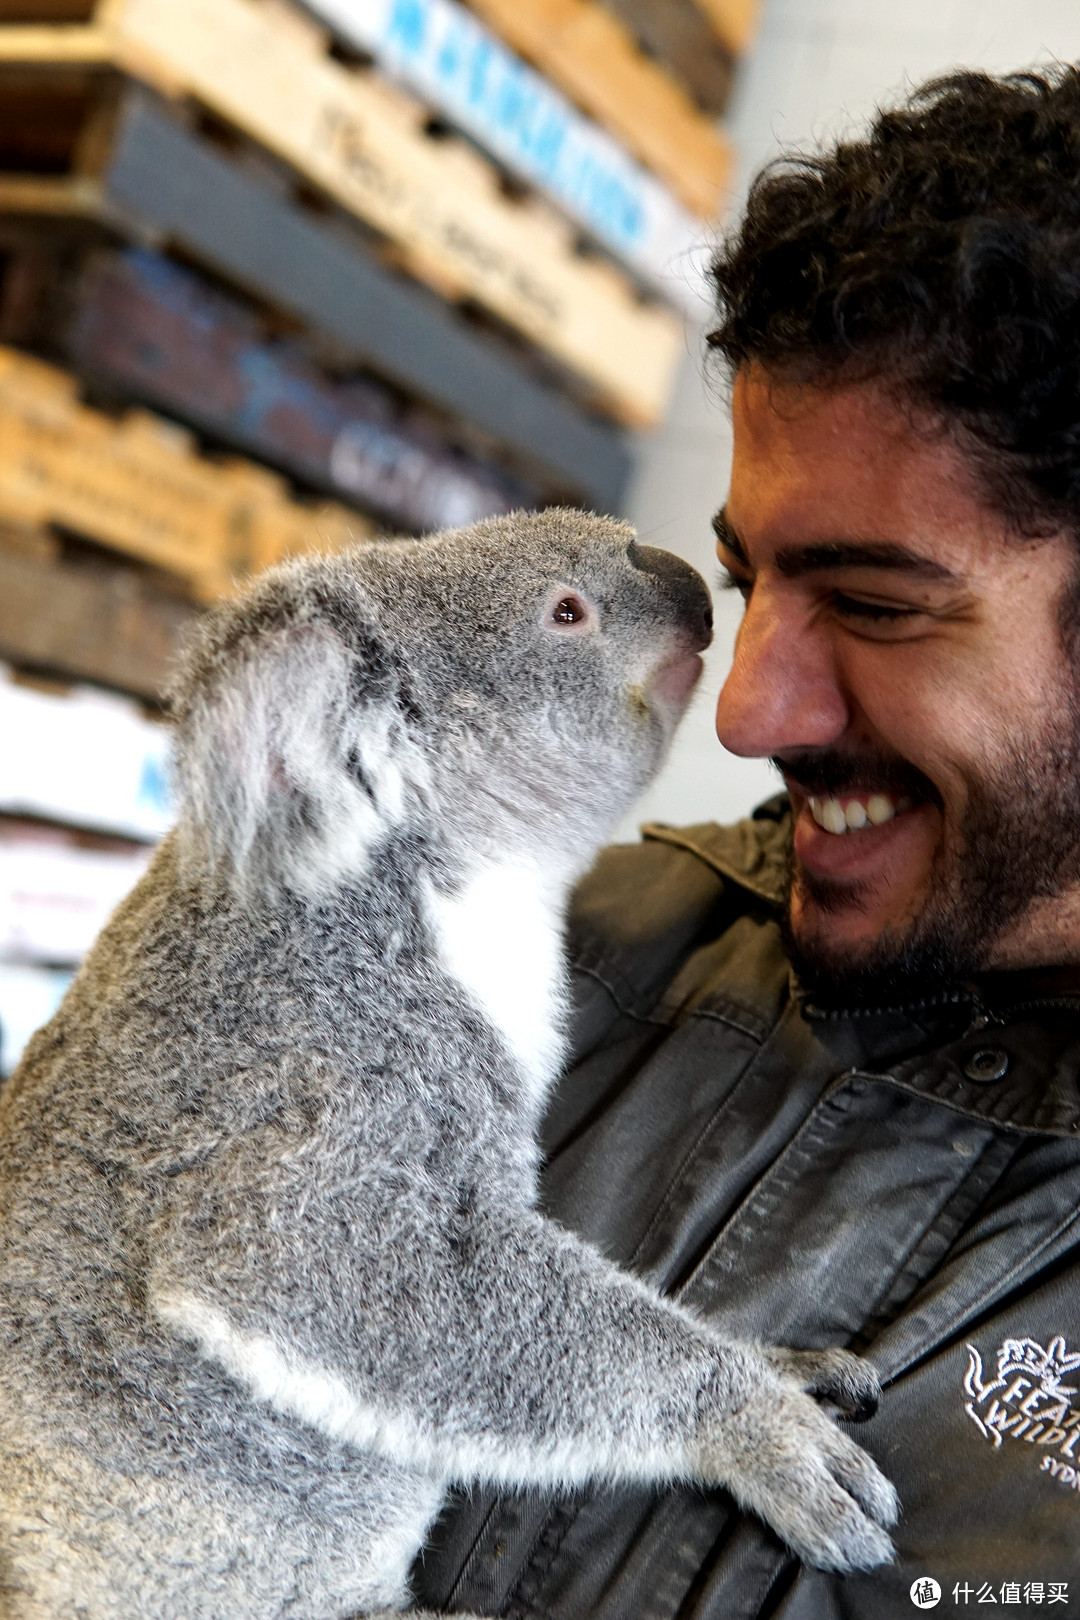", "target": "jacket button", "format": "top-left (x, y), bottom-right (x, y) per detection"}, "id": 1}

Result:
top-left (963, 1048), bottom-right (1010, 1083)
